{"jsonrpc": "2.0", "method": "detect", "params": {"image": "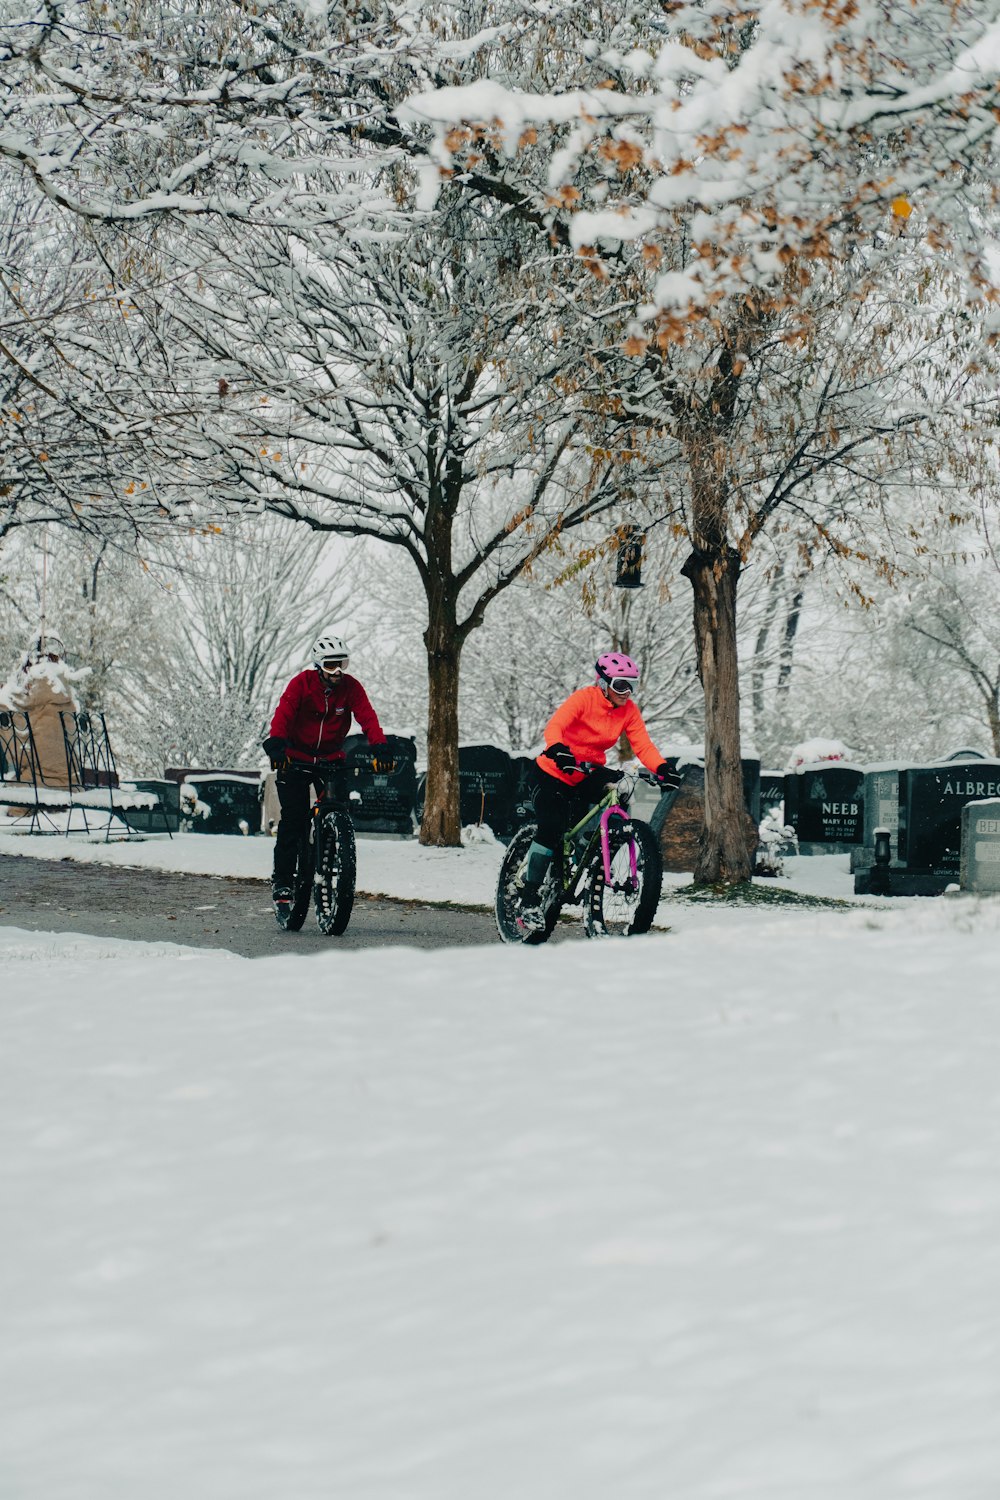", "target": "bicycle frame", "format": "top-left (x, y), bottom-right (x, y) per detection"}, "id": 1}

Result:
top-left (558, 777), bottom-right (638, 901)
